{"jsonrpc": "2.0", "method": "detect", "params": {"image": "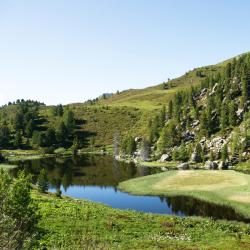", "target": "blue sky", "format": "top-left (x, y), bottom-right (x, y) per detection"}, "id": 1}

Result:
top-left (0, 0), bottom-right (249, 105)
